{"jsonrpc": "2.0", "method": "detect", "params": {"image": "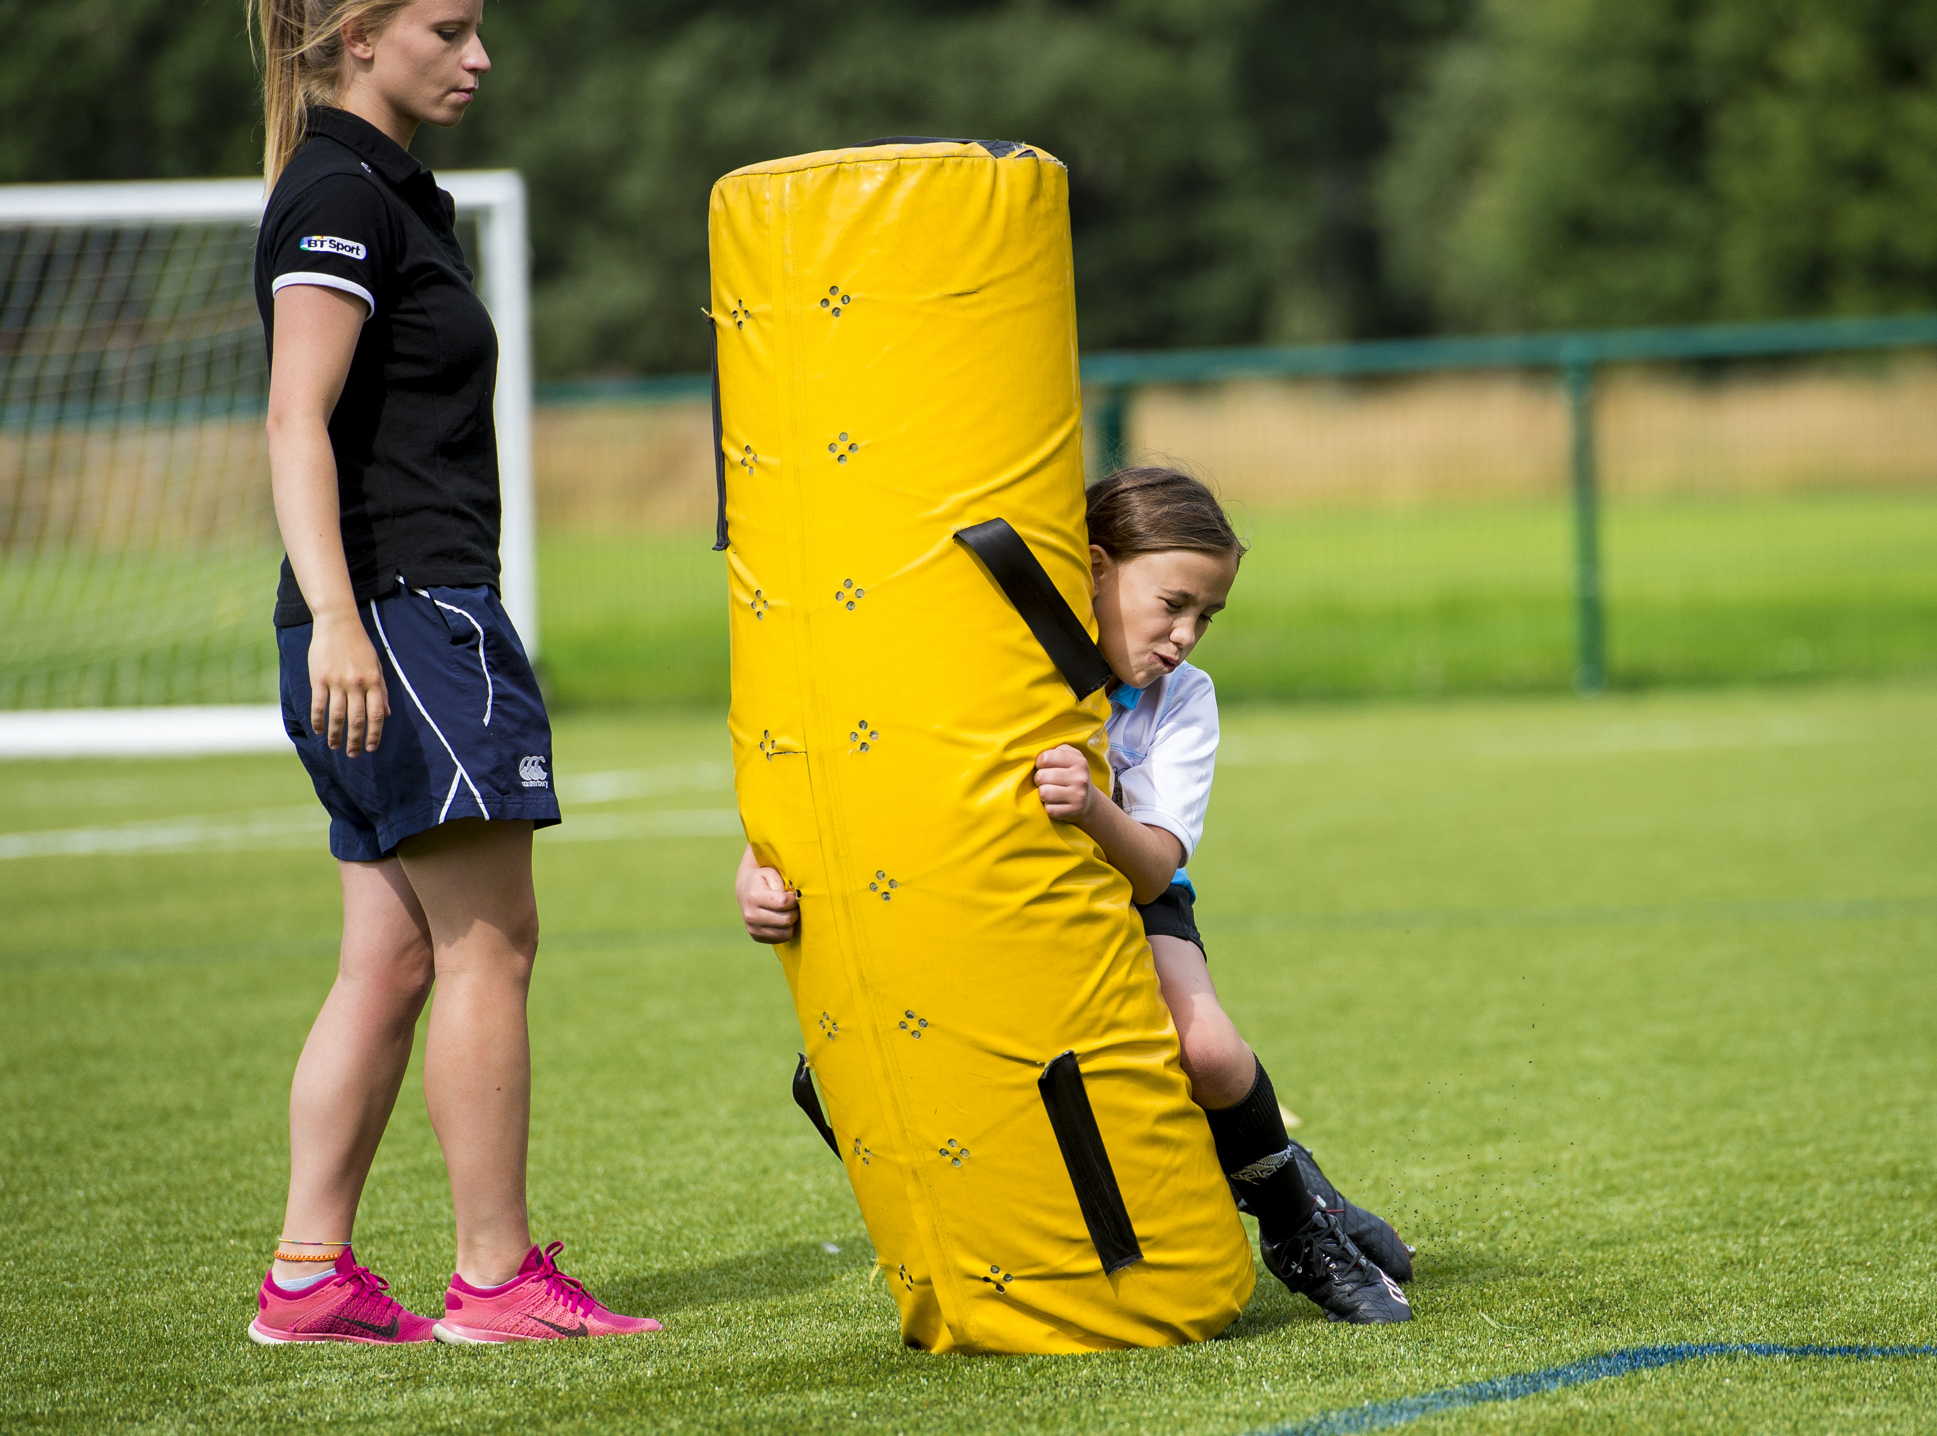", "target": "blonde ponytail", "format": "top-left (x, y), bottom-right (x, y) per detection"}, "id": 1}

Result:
top-left (246, 0), bottom-right (414, 188)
